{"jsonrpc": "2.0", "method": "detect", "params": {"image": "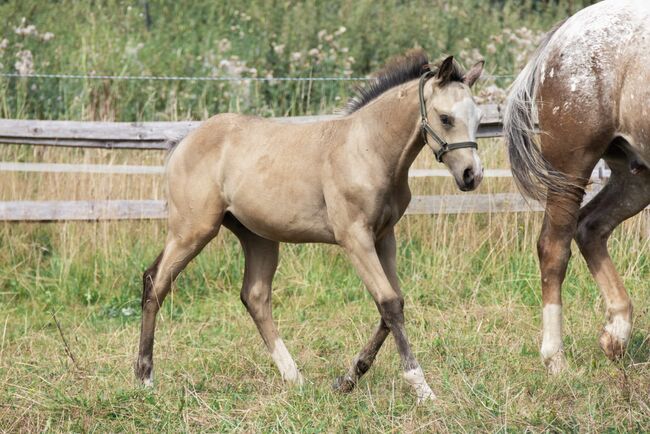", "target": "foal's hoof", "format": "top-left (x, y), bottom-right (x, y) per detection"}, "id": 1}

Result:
top-left (416, 389), bottom-right (437, 405)
top-left (599, 330), bottom-right (626, 361)
top-left (287, 371), bottom-right (305, 387)
top-left (332, 374), bottom-right (356, 393)
top-left (134, 360), bottom-right (154, 388)
top-left (543, 351), bottom-right (568, 375)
